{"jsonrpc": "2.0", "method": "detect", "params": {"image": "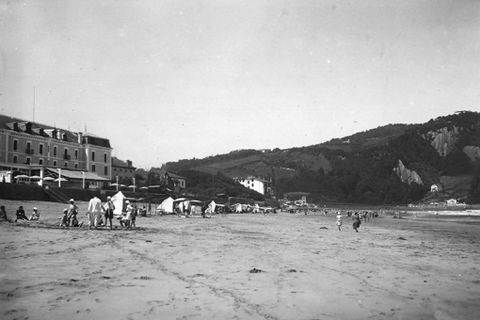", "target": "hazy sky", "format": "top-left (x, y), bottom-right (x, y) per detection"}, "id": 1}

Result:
top-left (1, 0), bottom-right (479, 169)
